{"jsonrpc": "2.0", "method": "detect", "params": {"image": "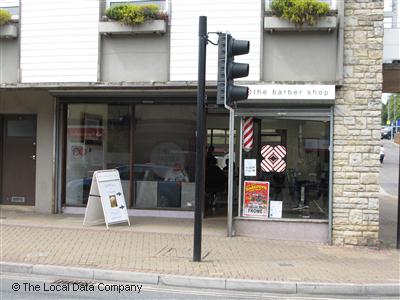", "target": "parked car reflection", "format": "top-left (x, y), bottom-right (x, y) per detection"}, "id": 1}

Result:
top-left (66, 163), bottom-right (170, 205)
